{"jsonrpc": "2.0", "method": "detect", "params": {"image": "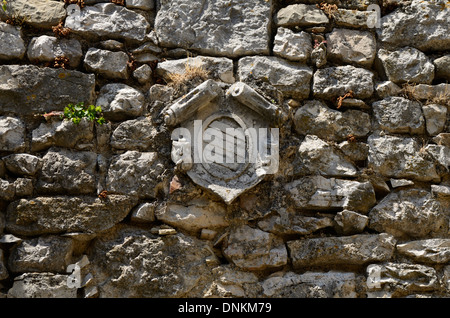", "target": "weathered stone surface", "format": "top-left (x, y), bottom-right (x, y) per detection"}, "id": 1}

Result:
top-left (156, 198), bottom-right (229, 233)
top-left (275, 4), bottom-right (329, 27)
top-left (284, 175), bottom-right (376, 213)
top-left (273, 27), bottom-right (312, 63)
top-left (110, 117), bottom-right (157, 151)
top-left (130, 203), bottom-right (156, 223)
top-left (431, 184), bottom-right (450, 198)
top-left (378, 47), bottom-right (435, 85)
top-left (0, 22), bottom-right (25, 60)
top-left (65, 3), bottom-right (150, 42)
top-left (0, 0), bottom-right (66, 29)
top-left (8, 236), bottom-right (74, 273)
top-left (367, 134), bottom-right (440, 182)
top-left (14, 178), bottom-right (33, 198)
top-left (0, 179), bottom-right (15, 201)
top-left (425, 144), bottom-right (450, 169)
top-left (326, 29), bottom-right (376, 67)
top-left (375, 81), bottom-right (402, 98)
top-left (422, 104), bottom-right (447, 136)
top-left (293, 100), bottom-right (371, 141)
top-left (262, 271), bottom-right (359, 298)
top-left (5, 195), bottom-right (137, 236)
top-left (133, 64), bottom-right (153, 85)
top-left (0, 116), bottom-right (25, 152)
top-left (3, 154), bottom-right (42, 176)
top-left (333, 8), bottom-right (376, 28)
top-left (126, 0), bottom-right (154, 10)
top-left (434, 55), bottom-right (450, 80)
top-left (0, 249), bottom-right (7, 280)
top-left (372, 97), bottom-right (425, 134)
top-left (288, 233), bottom-right (396, 268)
top-left (89, 226), bottom-right (214, 297)
top-left (84, 48), bottom-right (129, 80)
top-left (334, 210), bottom-right (369, 235)
top-left (338, 141), bottom-right (369, 162)
top-left (433, 133), bottom-right (450, 148)
top-left (0, 65), bottom-right (96, 115)
top-left (313, 65), bottom-right (374, 99)
top-left (37, 148), bottom-right (97, 195)
top-left (296, 0), bottom-right (378, 10)
top-left (155, 0), bottom-right (272, 57)
top-left (27, 35), bottom-right (83, 68)
top-left (238, 56), bottom-right (312, 99)
top-left (404, 83), bottom-right (450, 101)
top-left (377, 0), bottom-right (450, 51)
top-left (106, 151), bottom-right (165, 199)
top-left (390, 179), bottom-right (414, 188)
top-left (223, 225), bottom-right (288, 271)
top-left (368, 189), bottom-right (446, 238)
top-left (7, 273), bottom-right (77, 298)
top-left (397, 239), bottom-right (450, 264)
top-left (96, 84), bottom-right (145, 121)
